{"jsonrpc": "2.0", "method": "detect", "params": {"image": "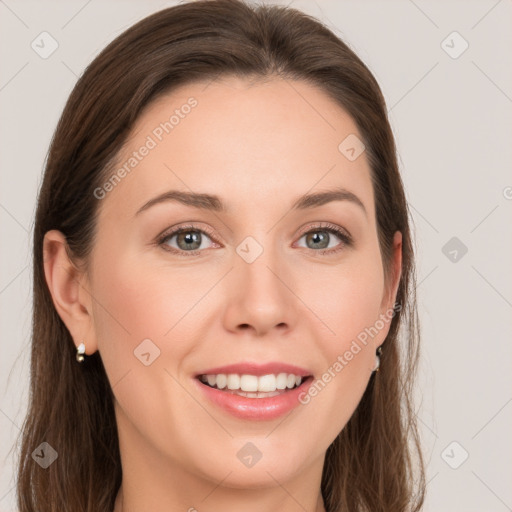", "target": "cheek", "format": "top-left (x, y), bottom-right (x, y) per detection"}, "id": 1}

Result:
top-left (88, 252), bottom-right (211, 465)
top-left (89, 246), bottom-right (207, 380)
top-left (292, 252), bottom-right (386, 441)
top-left (302, 251), bottom-right (386, 348)
top-left (298, 254), bottom-right (384, 383)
